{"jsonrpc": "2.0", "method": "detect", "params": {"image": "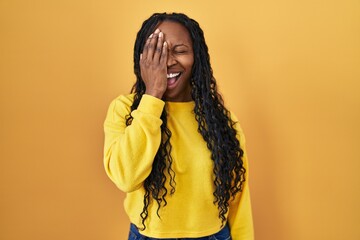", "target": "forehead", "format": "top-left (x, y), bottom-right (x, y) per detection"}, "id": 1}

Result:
top-left (157, 21), bottom-right (192, 45)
